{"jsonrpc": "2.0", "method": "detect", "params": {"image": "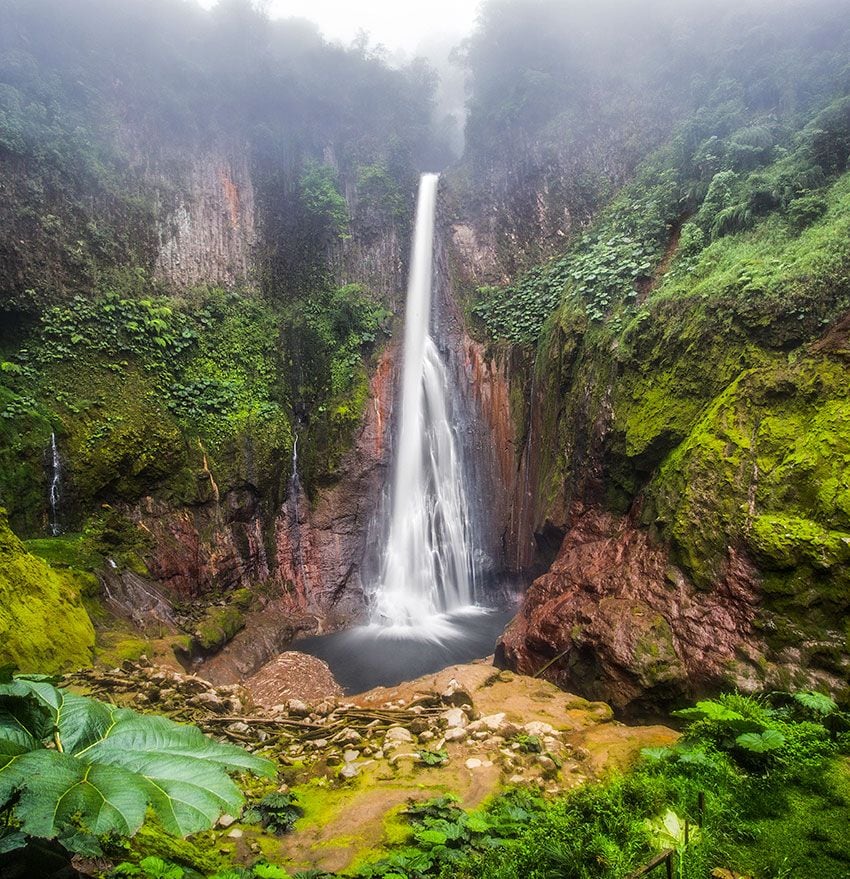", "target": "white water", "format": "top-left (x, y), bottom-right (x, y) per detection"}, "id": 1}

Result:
top-left (289, 433), bottom-right (308, 595)
top-left (49, 431), bottom-right (62, 536)
top-left (371, 173), bottom-right (478, 628)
